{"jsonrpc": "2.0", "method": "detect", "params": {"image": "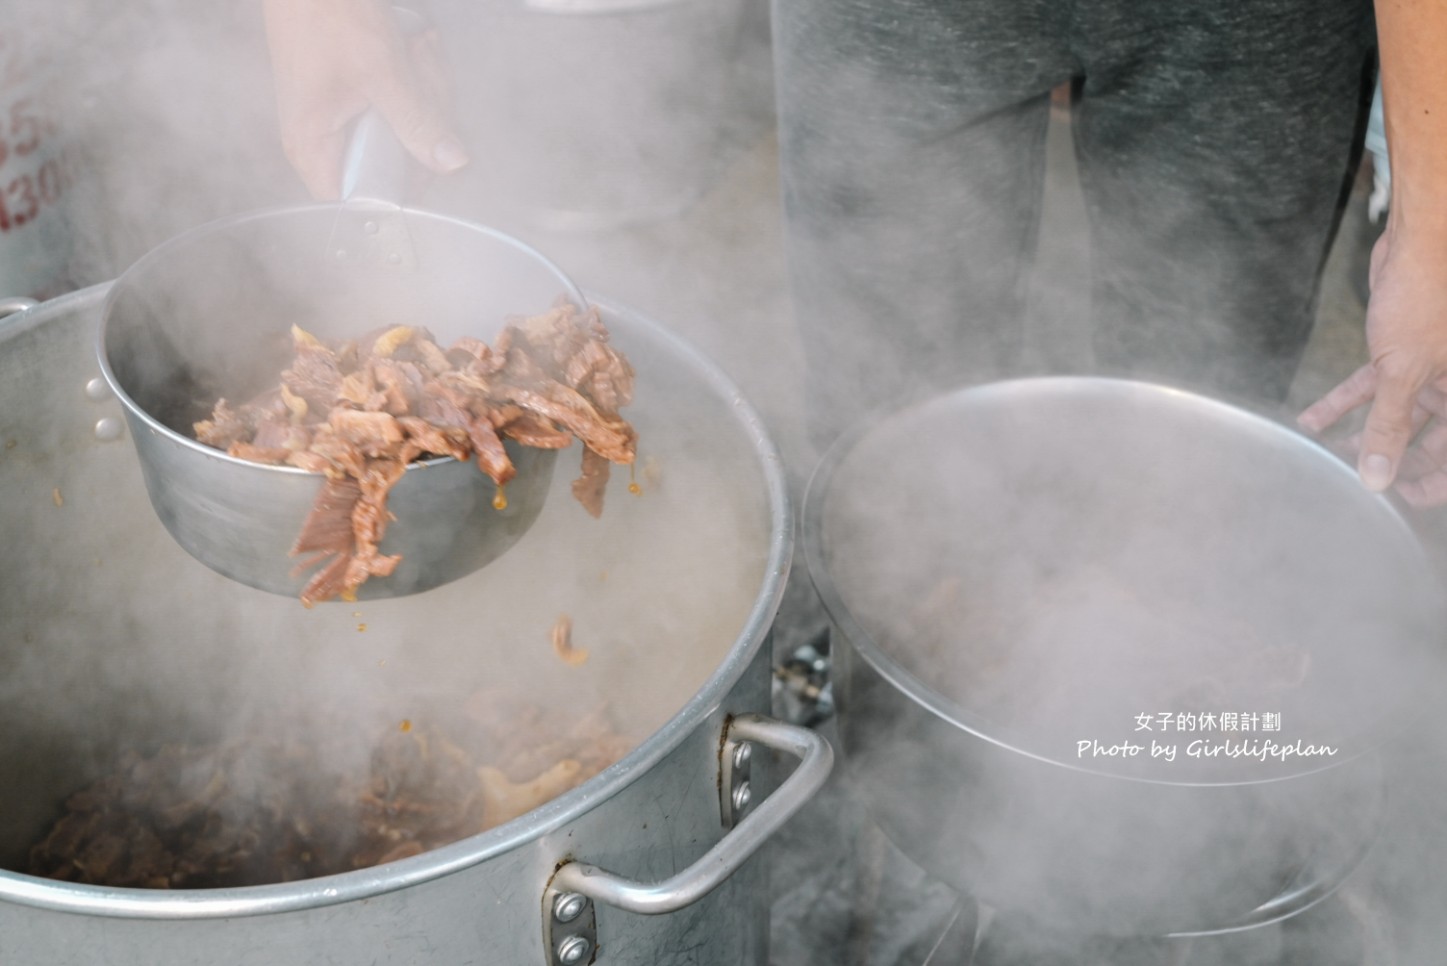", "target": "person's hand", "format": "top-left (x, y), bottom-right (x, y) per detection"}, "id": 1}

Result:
top-left (262, 0), bottom-right (469, 200)
top-left (1298, 220), bottom-right (1447, 506)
